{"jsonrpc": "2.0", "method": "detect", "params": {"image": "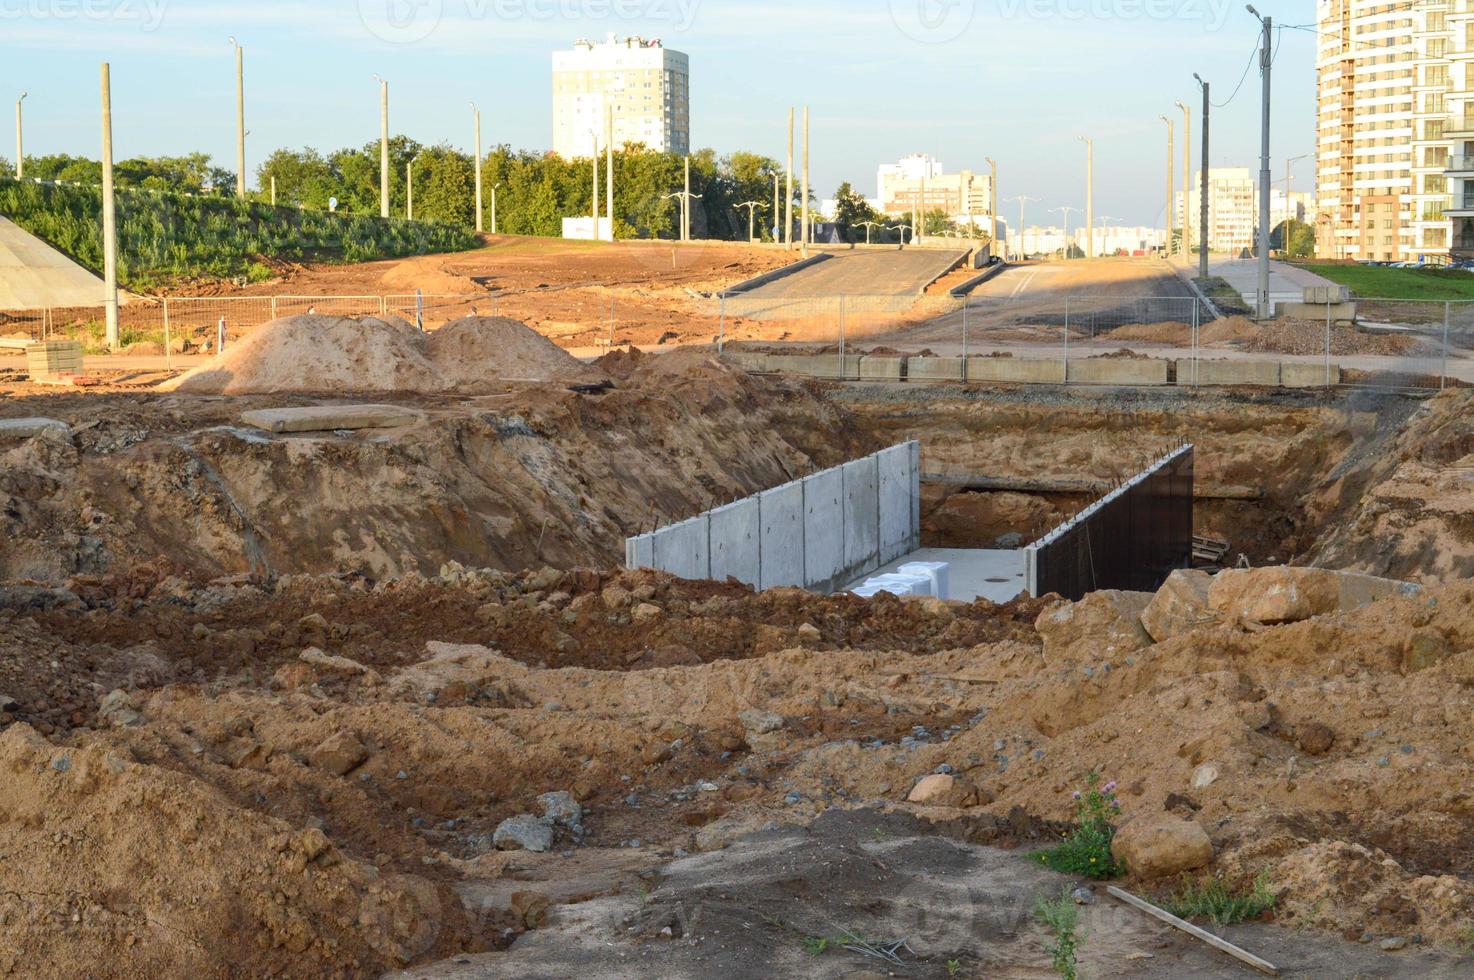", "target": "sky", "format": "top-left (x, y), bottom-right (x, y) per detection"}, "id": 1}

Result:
top-left (0, 0), bottom-right (1319, 227)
